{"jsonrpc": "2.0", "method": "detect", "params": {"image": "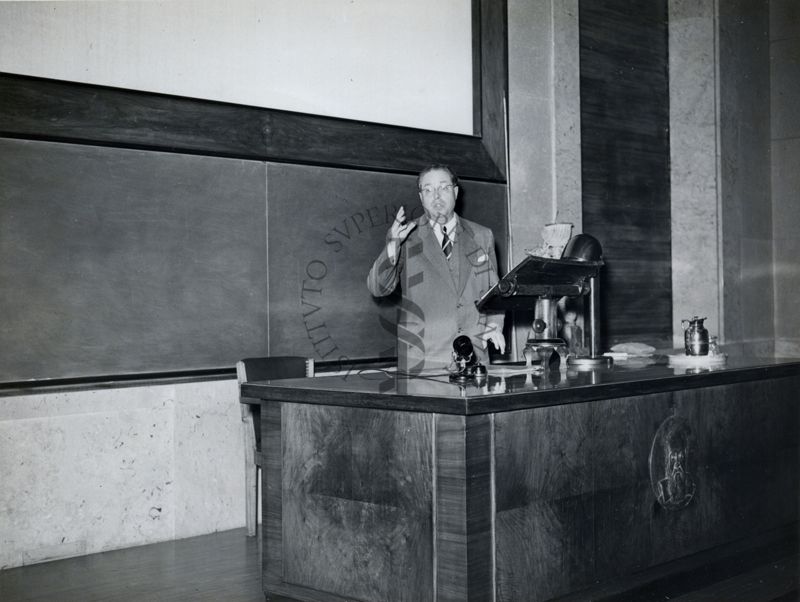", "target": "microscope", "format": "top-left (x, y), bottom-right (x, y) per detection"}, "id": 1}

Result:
top-left (476, 233), bottom-right (612, 370)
